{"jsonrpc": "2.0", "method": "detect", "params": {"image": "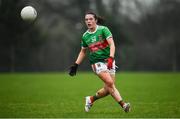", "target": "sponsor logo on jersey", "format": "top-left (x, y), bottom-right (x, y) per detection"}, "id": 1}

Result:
top-left (89, 40), bottom-right (109, 52)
